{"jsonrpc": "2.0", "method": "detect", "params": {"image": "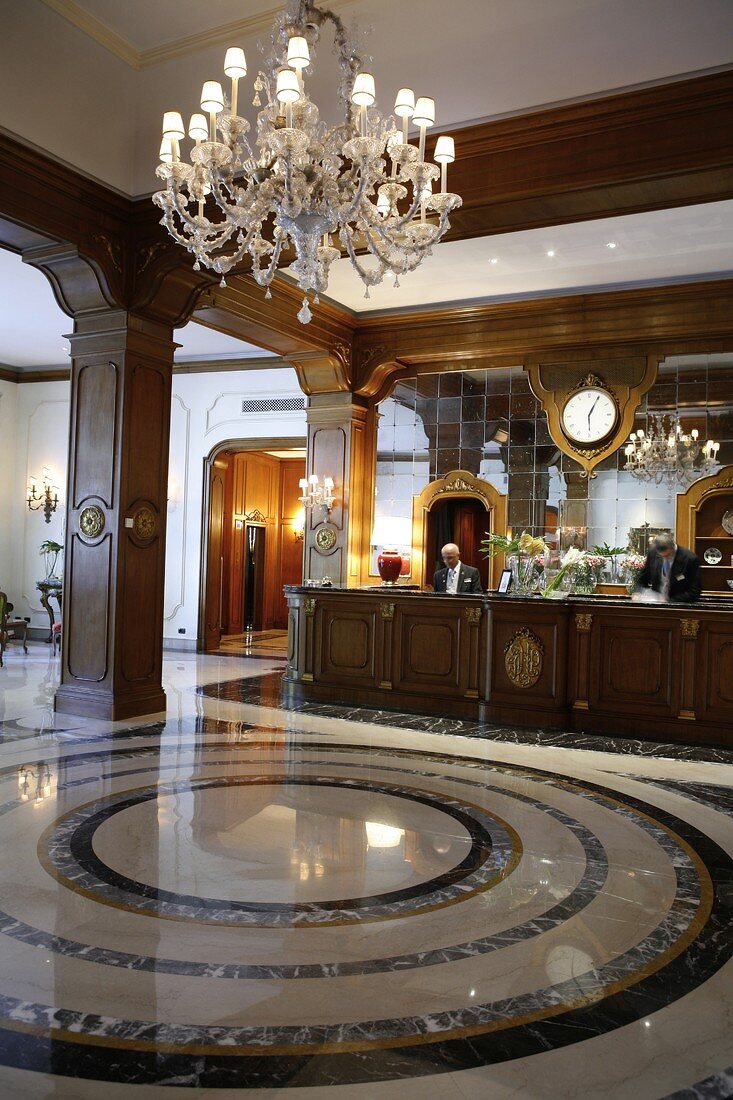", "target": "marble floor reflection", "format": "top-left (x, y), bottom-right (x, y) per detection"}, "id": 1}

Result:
top-left (0, 642), bottom-right (732, 1098)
